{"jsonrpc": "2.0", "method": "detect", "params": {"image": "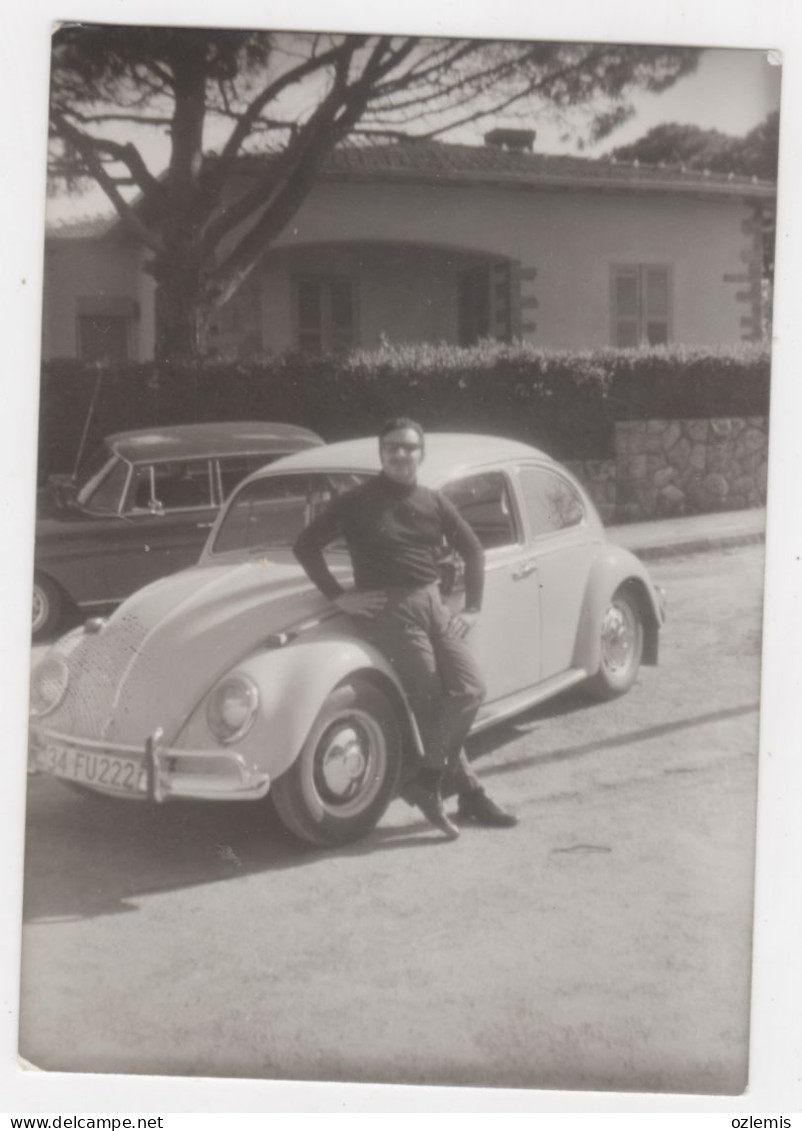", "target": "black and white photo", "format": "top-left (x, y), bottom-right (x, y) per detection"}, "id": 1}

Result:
top-left (2, 0), bottom-right (800, 1118)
